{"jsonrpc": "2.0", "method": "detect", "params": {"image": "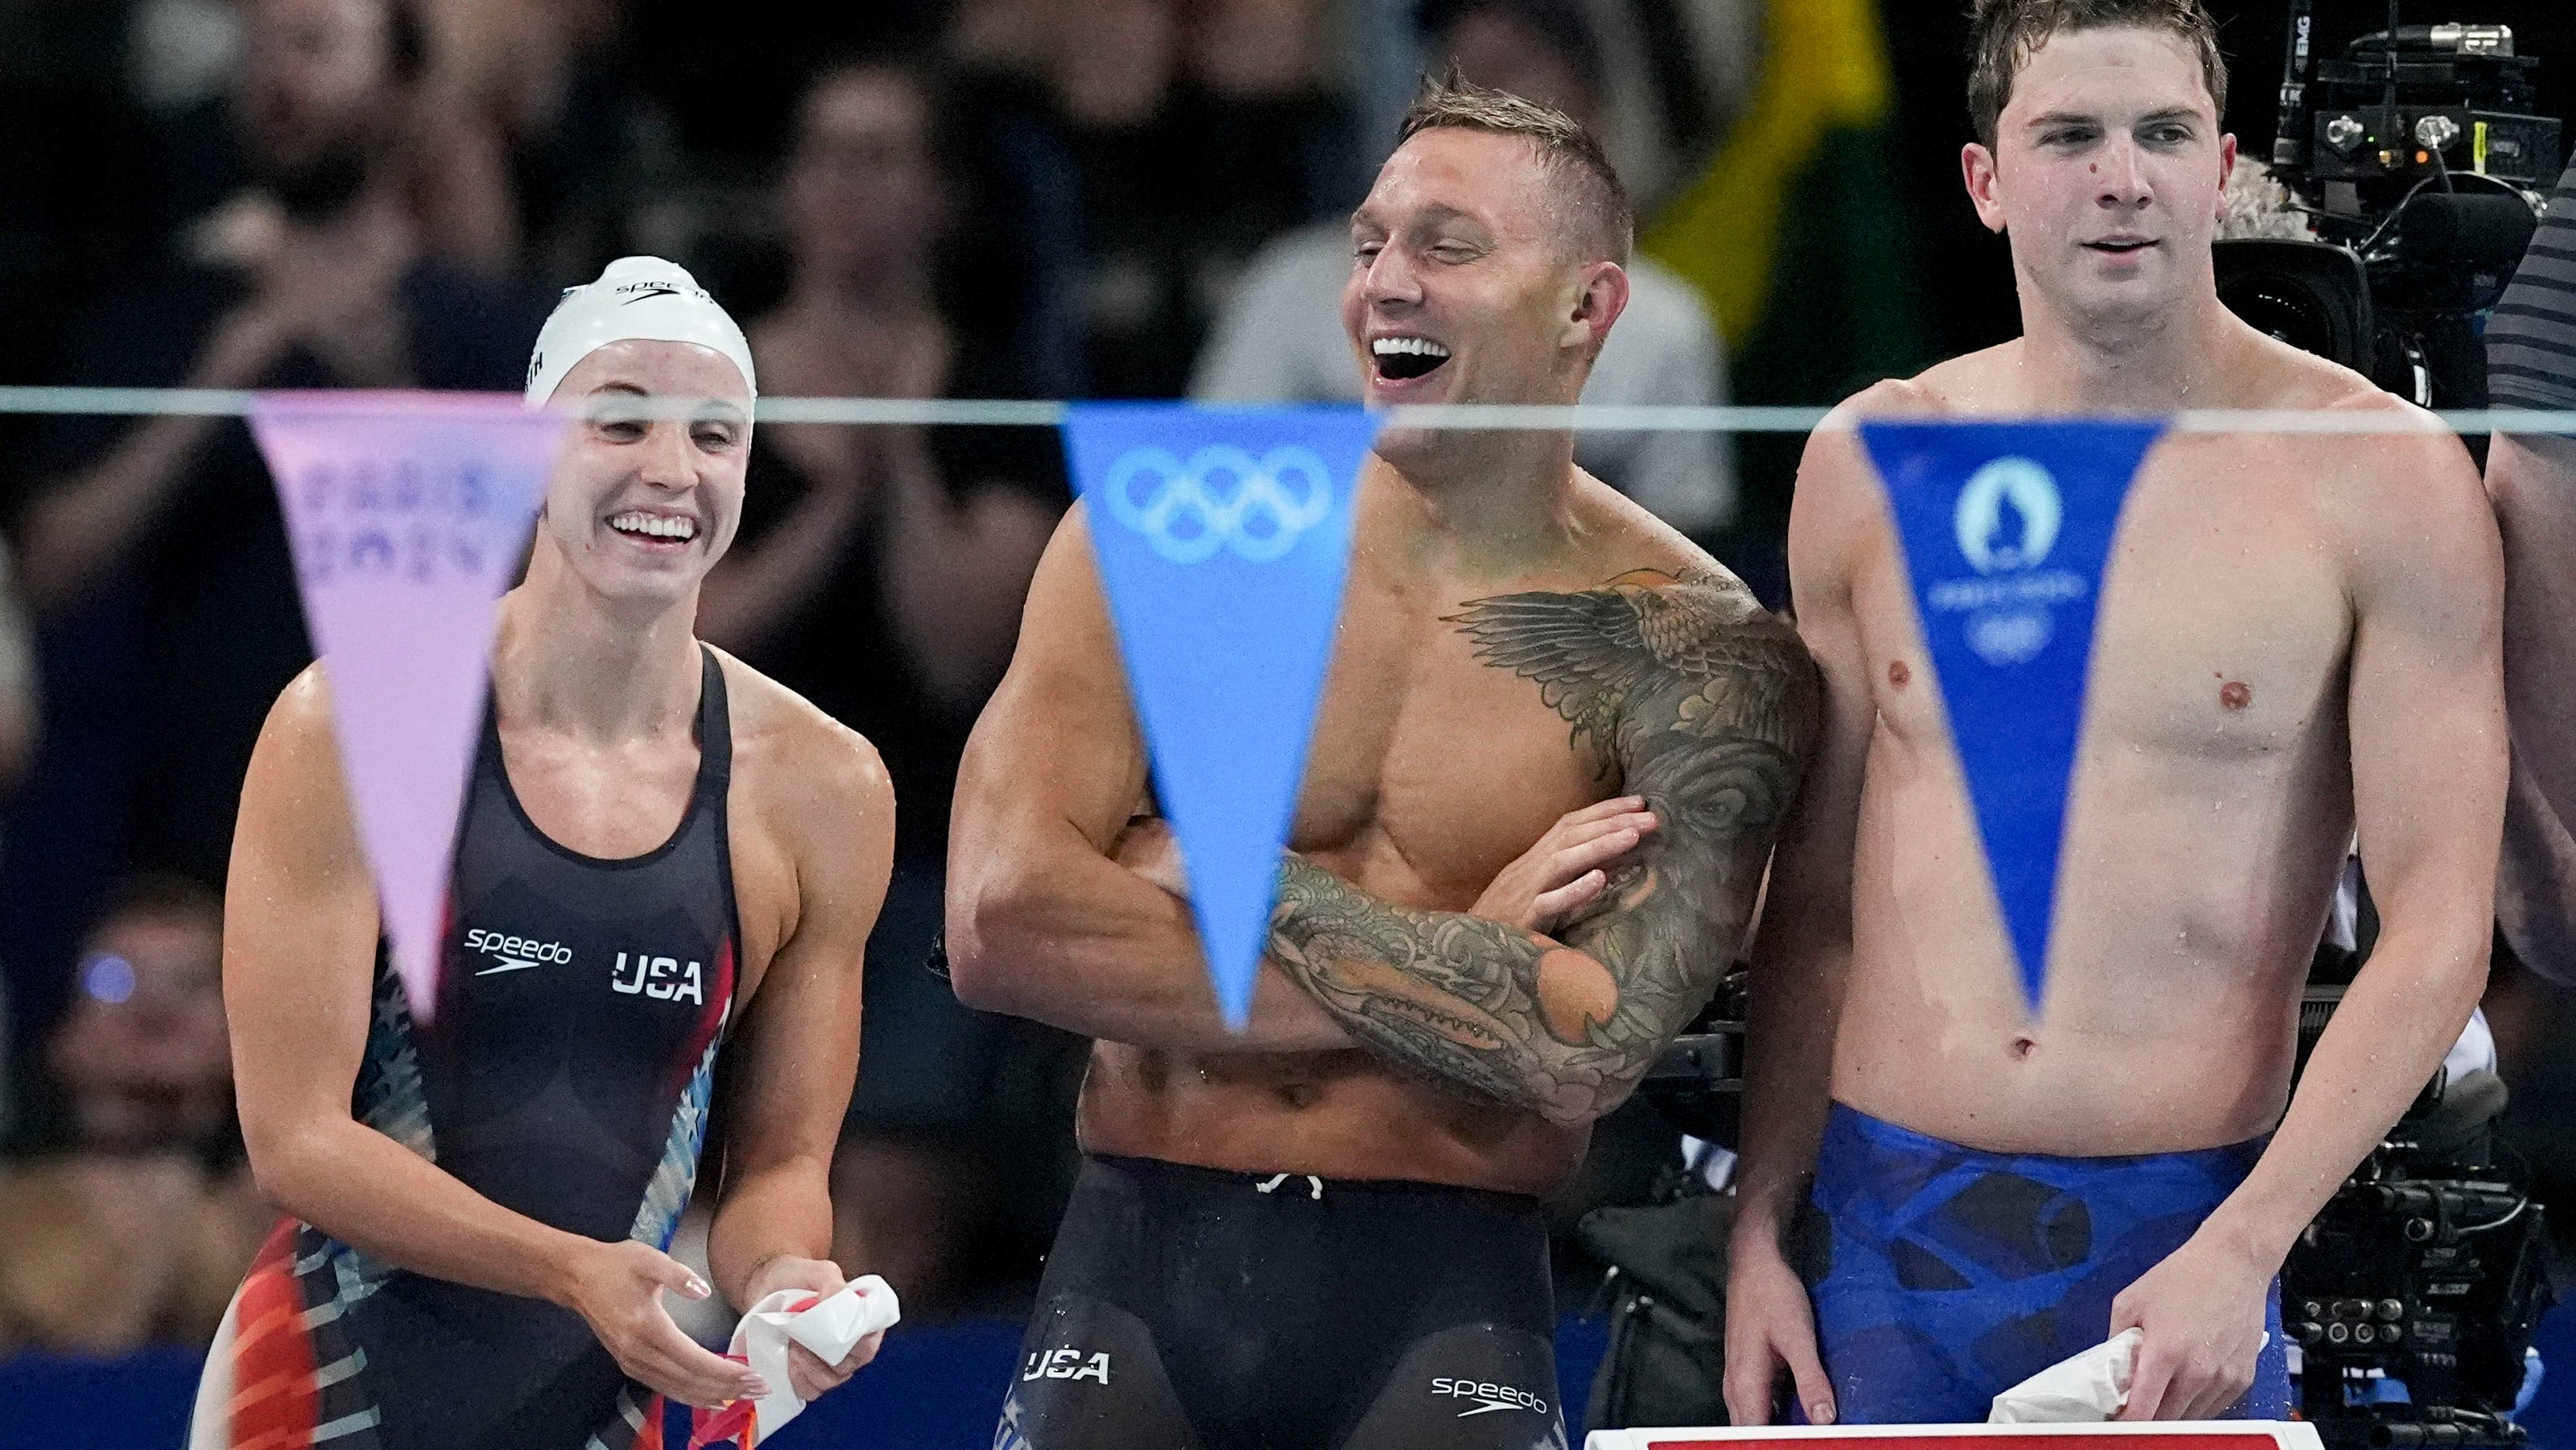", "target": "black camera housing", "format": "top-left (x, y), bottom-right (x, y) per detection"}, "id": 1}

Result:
top-left (2285, 985), bottom-right (2555, 1447)
top-left (2220, 4), bottom-right (2553, 408)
